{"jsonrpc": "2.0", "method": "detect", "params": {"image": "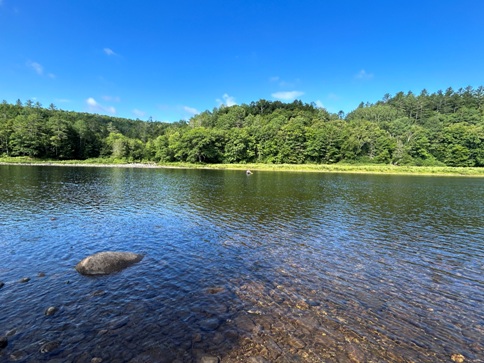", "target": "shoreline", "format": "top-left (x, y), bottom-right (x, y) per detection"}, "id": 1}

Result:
top-left (1, 159), bottom-right (483, 176)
